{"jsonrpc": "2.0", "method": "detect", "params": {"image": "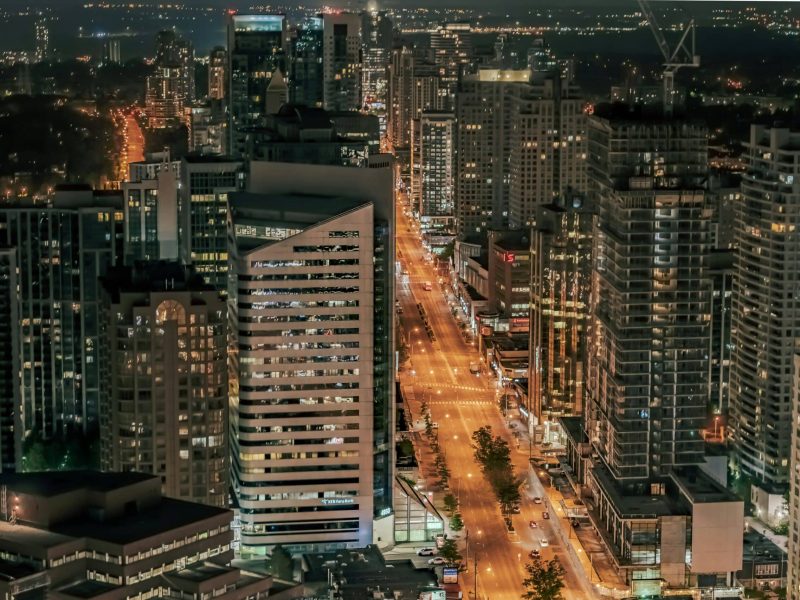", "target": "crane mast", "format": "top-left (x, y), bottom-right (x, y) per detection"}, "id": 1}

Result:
top-left (636, 0), bottom-right (700, 116)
